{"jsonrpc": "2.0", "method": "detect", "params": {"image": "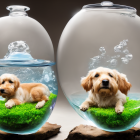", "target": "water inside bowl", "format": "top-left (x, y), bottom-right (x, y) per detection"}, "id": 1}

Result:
top-left (68, 91), bottom-right (140, 132)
